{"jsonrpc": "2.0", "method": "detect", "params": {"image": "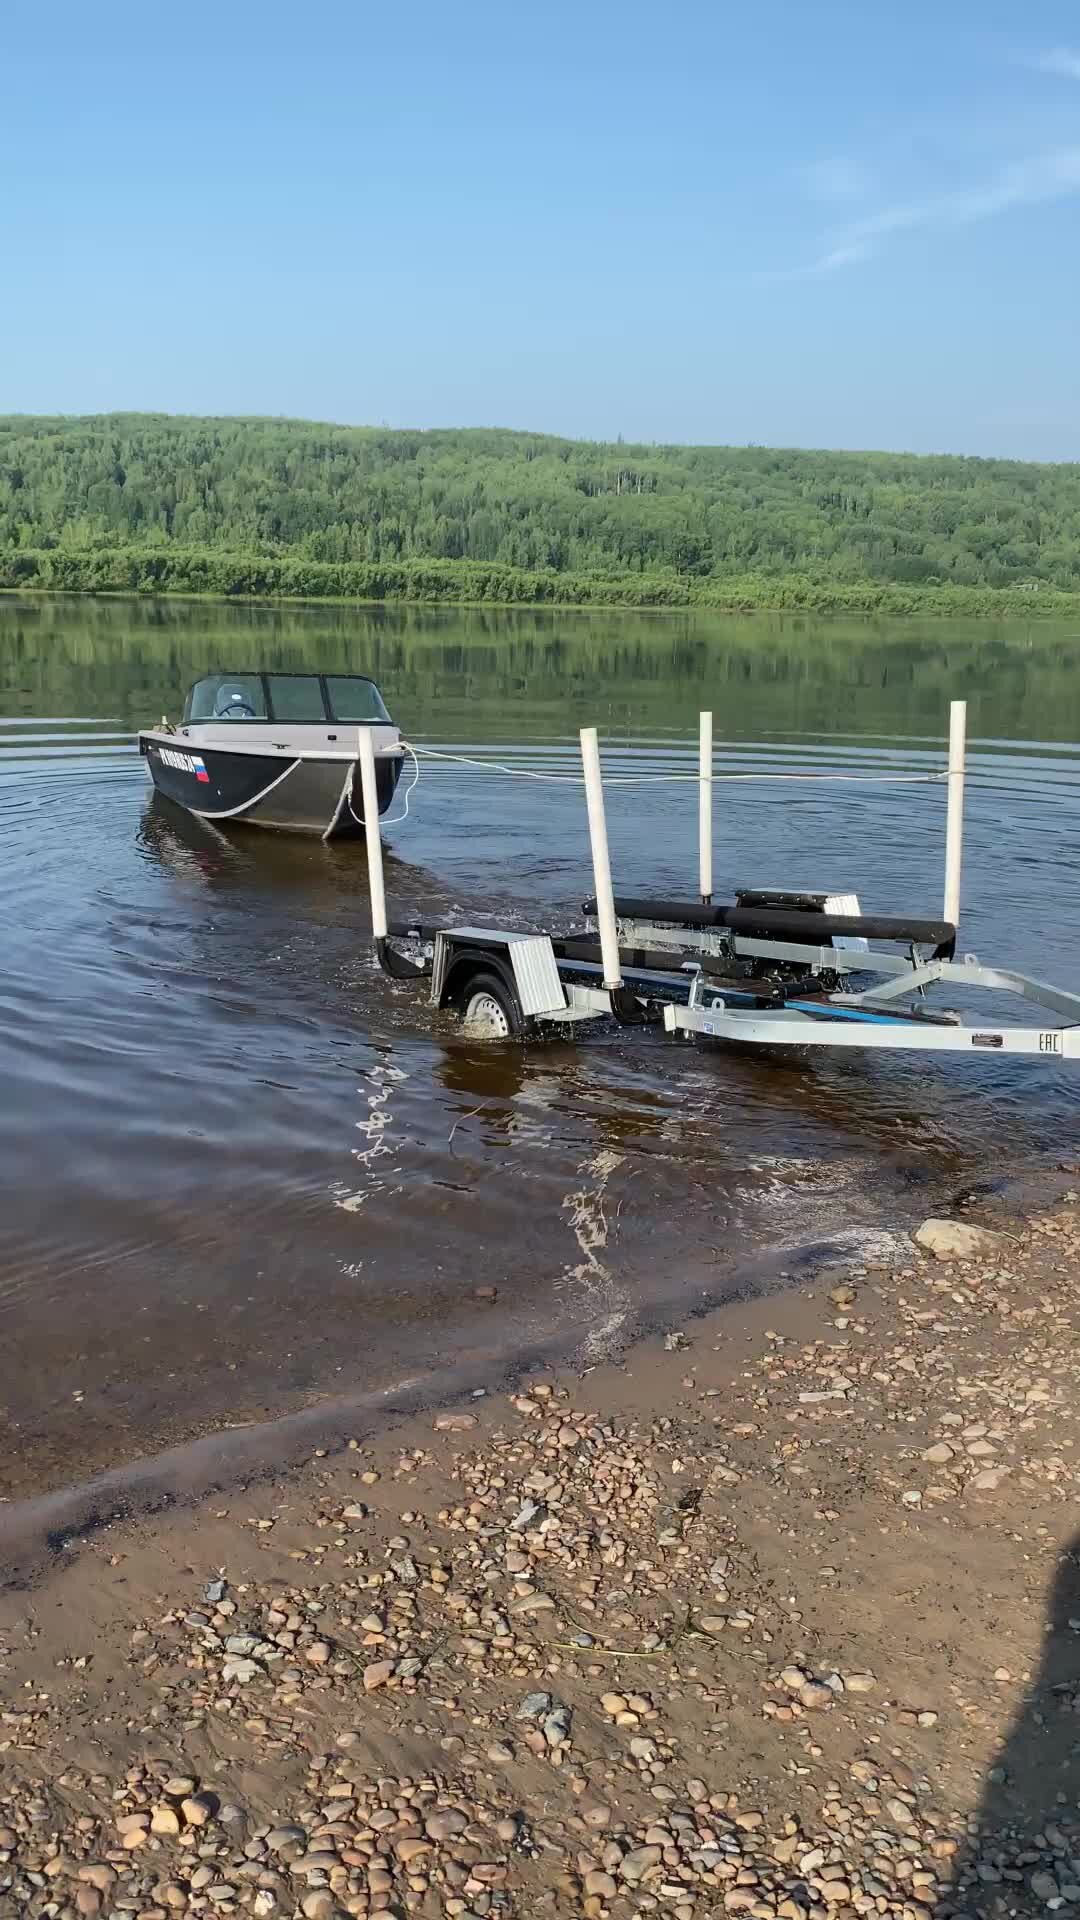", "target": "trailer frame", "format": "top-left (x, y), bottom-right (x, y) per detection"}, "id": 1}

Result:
top-left (359, 711), bottom-right (1080, 1066)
